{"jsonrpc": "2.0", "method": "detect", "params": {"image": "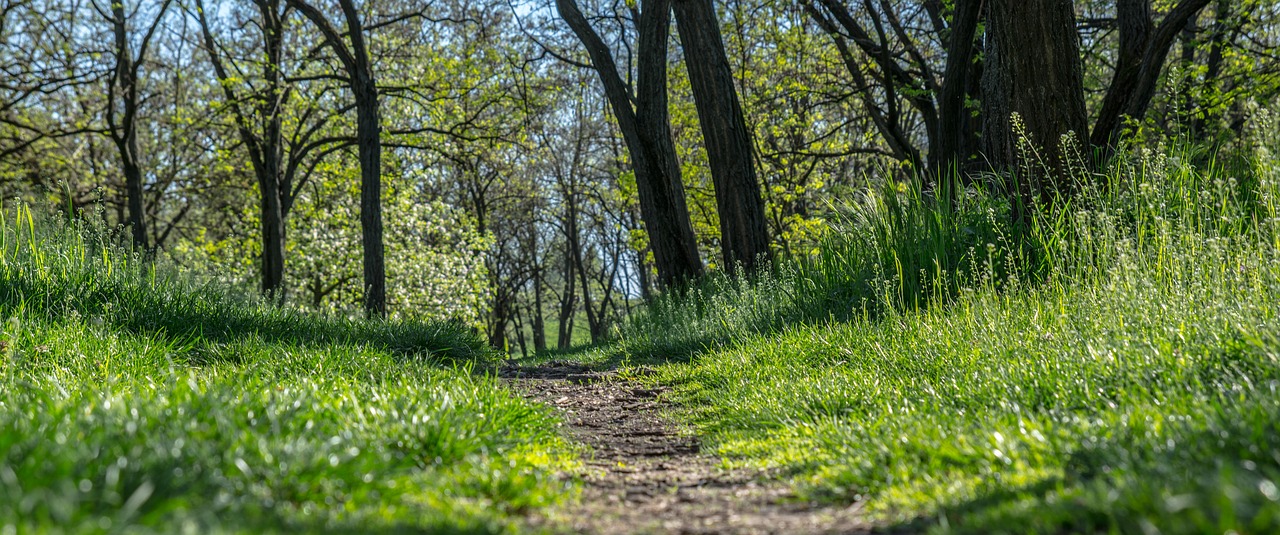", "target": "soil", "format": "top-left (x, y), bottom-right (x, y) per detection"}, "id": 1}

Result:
top-left (500, 360), bottom-right (869, 535)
